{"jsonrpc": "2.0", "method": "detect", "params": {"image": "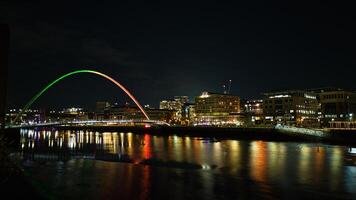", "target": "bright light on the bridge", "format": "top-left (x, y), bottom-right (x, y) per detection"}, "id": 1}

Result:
top-left (201, 164), bottom-right (211, 170)
top-left (350, 148), bottom-right (356, 154)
